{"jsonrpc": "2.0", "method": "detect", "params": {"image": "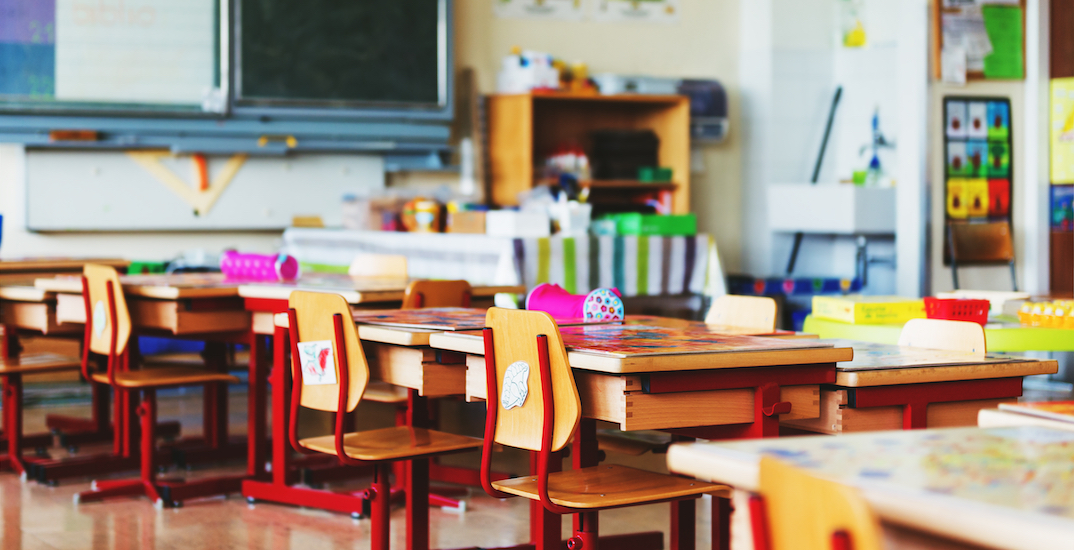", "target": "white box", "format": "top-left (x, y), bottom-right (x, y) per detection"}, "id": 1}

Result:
top-left (767, 184), bottom-right (896, 234)
top-left (486, 210), bottom-right (551, 238)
